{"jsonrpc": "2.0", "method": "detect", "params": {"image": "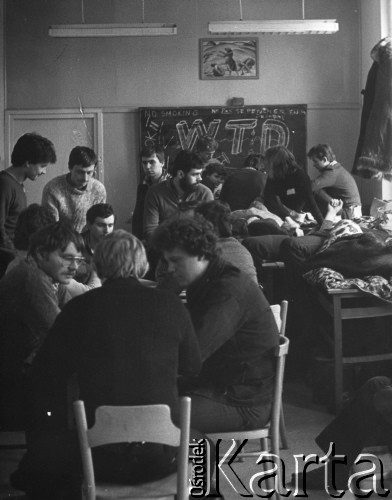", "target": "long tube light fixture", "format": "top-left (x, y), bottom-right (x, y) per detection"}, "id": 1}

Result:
top-left (208, 19), bottom-right (338, 35)
top-left (209, 0), bottom-right (339, 35)
top-left (49, 23), bottom-right (177, 37)
top-left (49, 0), bottom-right (177, 38)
